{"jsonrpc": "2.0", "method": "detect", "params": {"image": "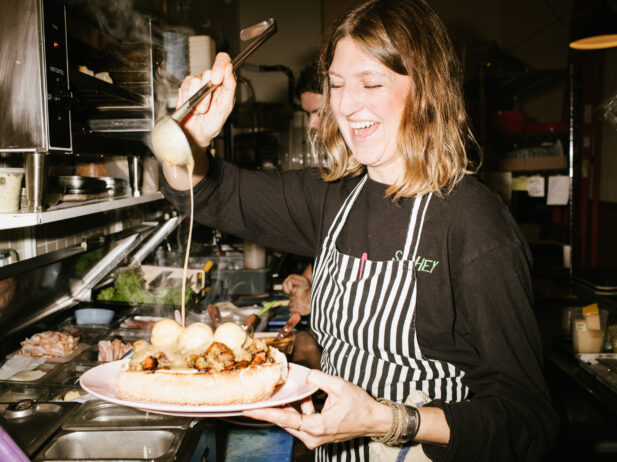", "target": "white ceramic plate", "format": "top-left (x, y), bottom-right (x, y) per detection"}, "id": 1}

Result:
top-left (80, 360), bottom-right (317, 417)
